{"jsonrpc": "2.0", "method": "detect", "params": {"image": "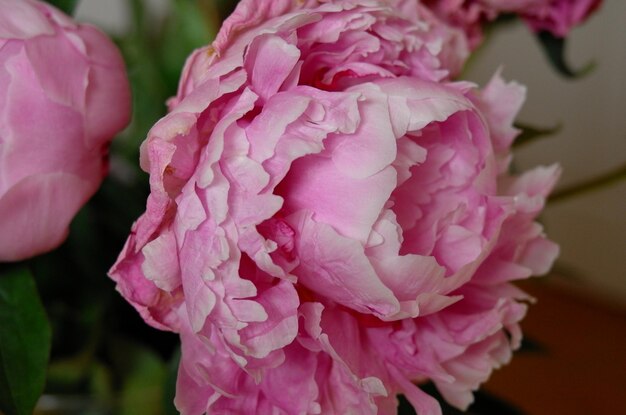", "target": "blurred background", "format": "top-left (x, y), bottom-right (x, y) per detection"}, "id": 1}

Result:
top-left (463, 0), bottom-right (626, 306)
